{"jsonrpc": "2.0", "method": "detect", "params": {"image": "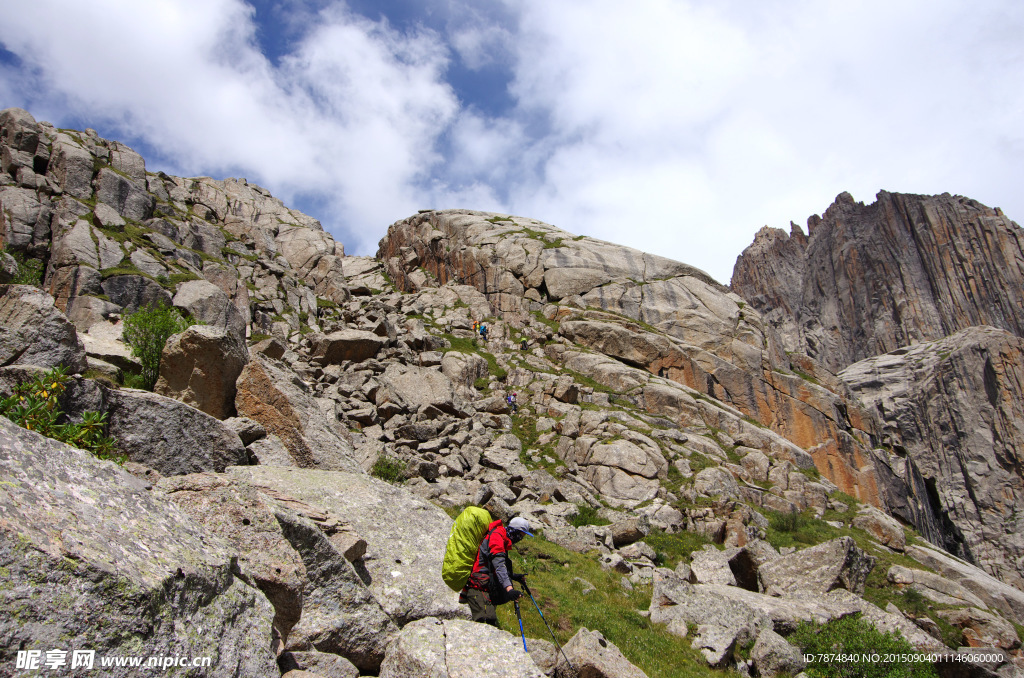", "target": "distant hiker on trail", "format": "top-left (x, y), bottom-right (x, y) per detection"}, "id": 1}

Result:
top-left (480, 324), bottom-right (488, 341)
top-left (462, 516), bottom-right (533, 626)
top-left (520, 337), bottom-right (528, 351)
top-left (506, 392), bottom-right (518, 414)
top-left (472, 320), bottom-right (479, 335)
